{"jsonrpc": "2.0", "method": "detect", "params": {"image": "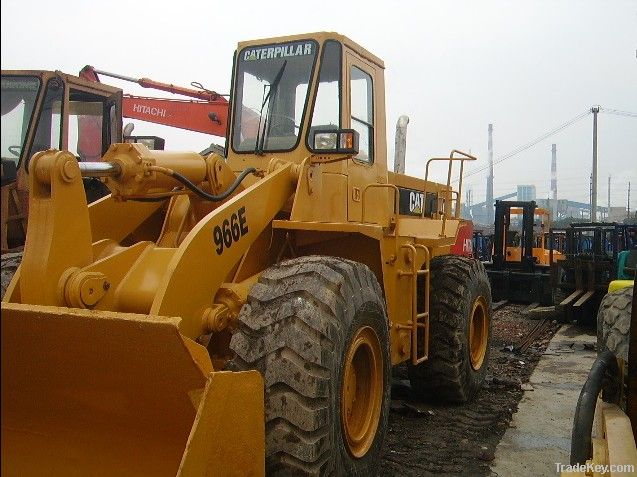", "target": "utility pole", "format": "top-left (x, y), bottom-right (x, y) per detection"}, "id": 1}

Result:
top-left (551, 144), bottom-right (557, 218)
top-left (589, 174), bottom-right (593, 220)
top-left (591, 106), bottom-right (600, 221)
top-left (629, 182), bottom-right (632, 218)
top-left (486, 124), bottom-right (494, 224)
